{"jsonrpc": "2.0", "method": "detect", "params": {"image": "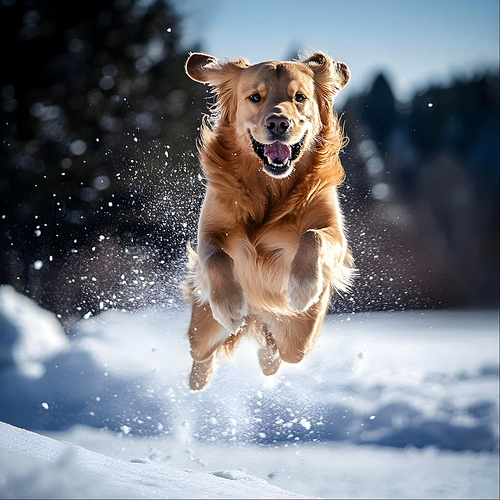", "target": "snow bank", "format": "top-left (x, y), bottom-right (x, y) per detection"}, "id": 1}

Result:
top-left (0, 285), bottom-right (67, 378)
top-left (0, 421), bottom-right (305, 499)
top-left (0, 285), bottom-right (498, 453)
top-left (0, 286), bottom-right (498, 498)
